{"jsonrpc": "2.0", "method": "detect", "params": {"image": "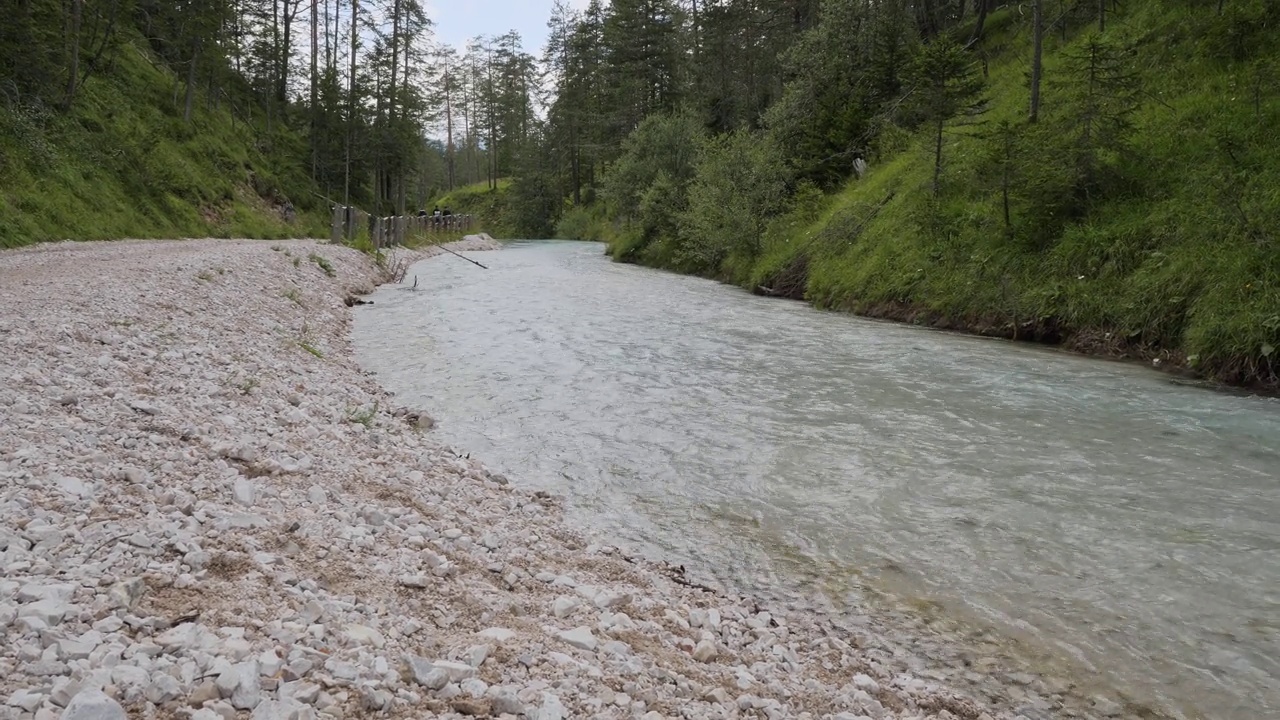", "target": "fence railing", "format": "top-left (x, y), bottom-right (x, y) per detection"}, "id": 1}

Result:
top-left (329, 206), bottom-right (475, 248)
